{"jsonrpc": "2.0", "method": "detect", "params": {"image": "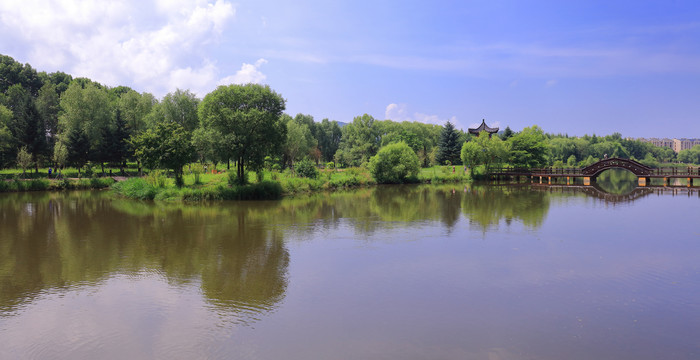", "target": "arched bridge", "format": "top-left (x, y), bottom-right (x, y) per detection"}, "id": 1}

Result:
top-left (489, 157), bottom-right (700, 187)
top-left (581, 158), bottom-right (652, 177)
